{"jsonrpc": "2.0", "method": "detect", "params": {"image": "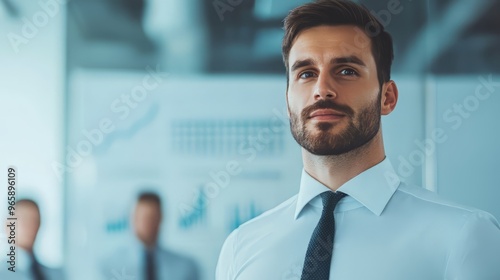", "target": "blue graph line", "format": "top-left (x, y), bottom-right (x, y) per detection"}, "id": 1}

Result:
top-left (179, 187), bottom-right (207, 229)
top-left (94, 103), bottom-right (160, 154)
top-left (106, 217), bottom-right (129, 233)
